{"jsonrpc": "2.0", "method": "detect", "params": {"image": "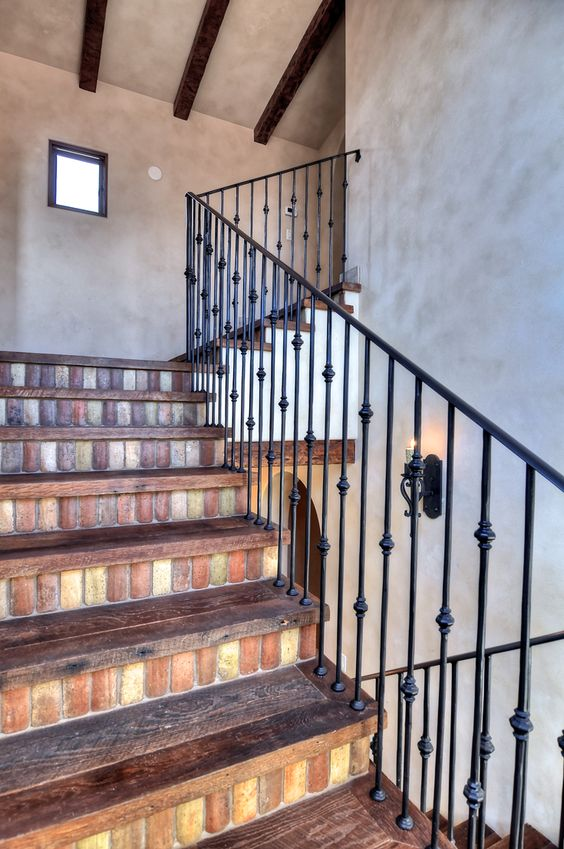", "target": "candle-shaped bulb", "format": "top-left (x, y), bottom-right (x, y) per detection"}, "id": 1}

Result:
top-left (406, 438), bottom-right (416, 463)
